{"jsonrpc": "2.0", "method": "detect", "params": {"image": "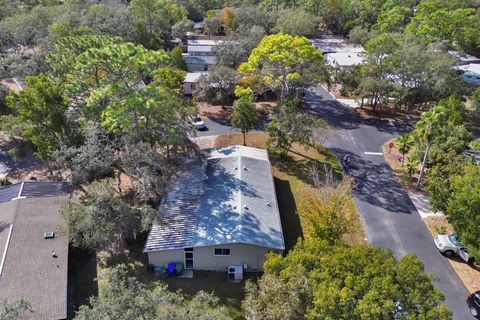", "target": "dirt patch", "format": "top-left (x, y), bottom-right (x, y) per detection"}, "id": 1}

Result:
top-left (382, 138), bottom-right (419, 192)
